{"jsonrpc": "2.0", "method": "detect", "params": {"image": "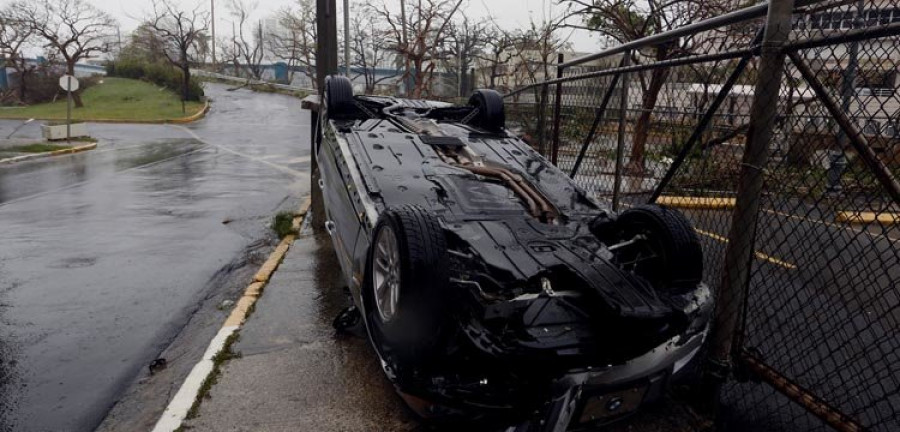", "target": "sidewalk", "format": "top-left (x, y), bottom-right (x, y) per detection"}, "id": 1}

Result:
top-left (179, 227), bottom-right (419, 432)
